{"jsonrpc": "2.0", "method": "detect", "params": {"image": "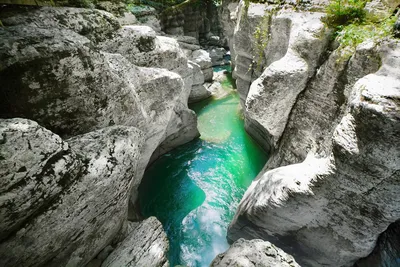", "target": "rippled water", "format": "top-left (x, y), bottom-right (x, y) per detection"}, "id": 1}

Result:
top-left (138, 67), bottom-right (267, 267)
